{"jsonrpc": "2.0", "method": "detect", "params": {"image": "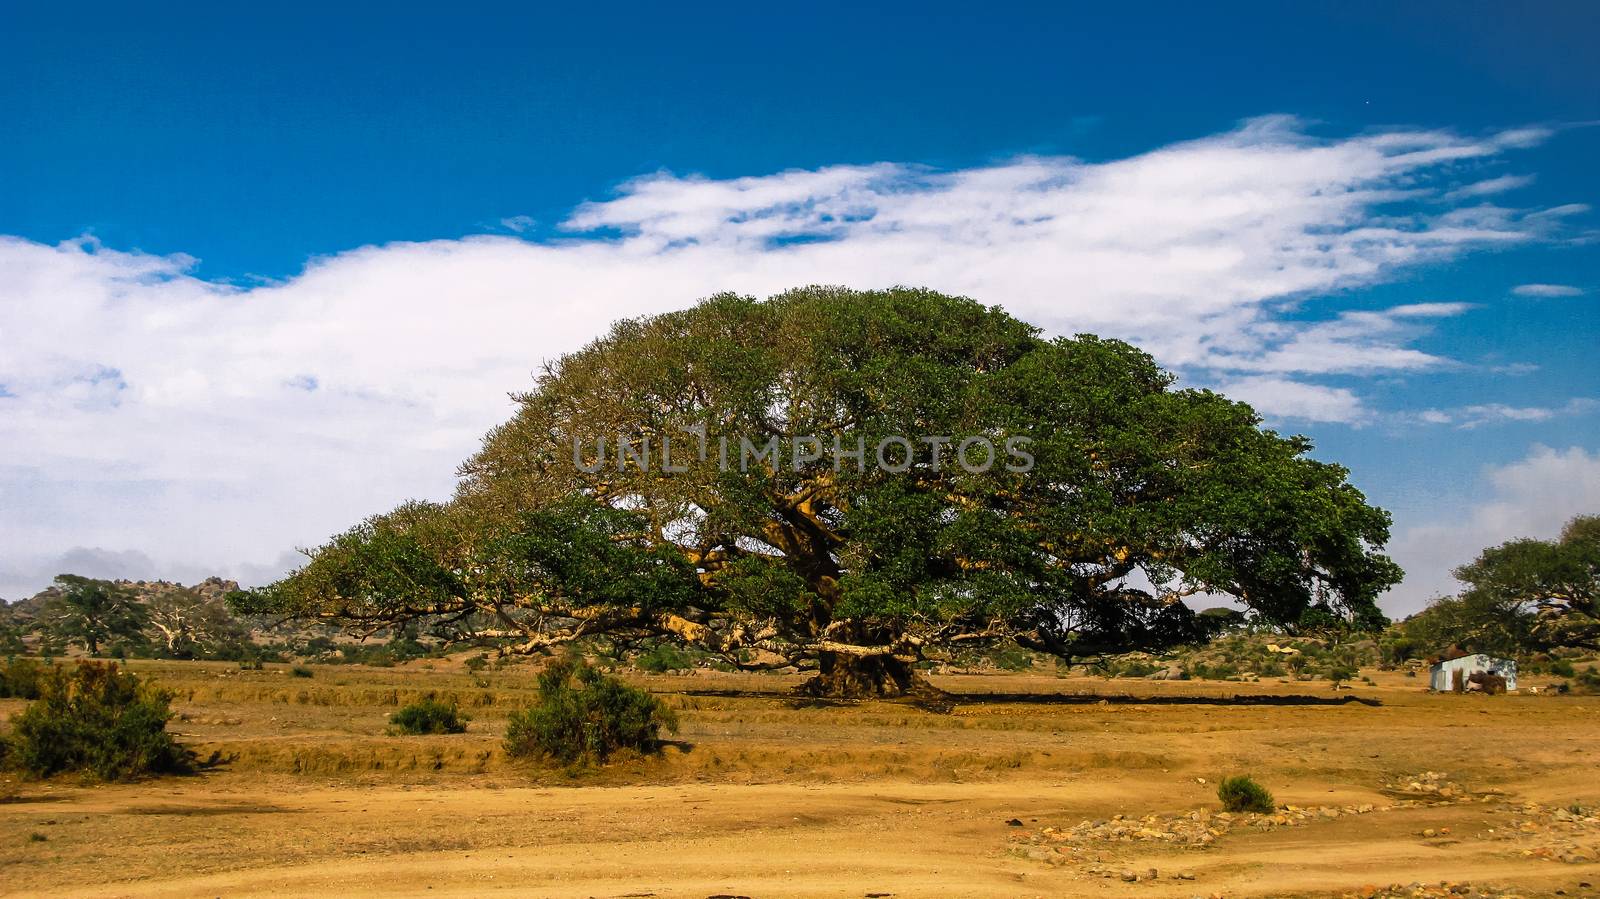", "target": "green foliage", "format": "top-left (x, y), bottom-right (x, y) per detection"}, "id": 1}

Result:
top-left (389, 697), bottom-right (469, 735)
top-left (289, 665), bottom-right (314, 678)
top-left (0, 657), bottom-right (50, 699)
top-left (503, 656), bottom-right (678, 766)
top-left (1575, 665), bottom-right (1600, 693)
top-left (0, 615), bottom-right (26, 655)
top-left (1447, 514), bottom-right (1600, 653)
top-left (250, 287), bottom-right (1404, 689)
top-left (634, 643), bottom-right (695, 673)
top-left (1217, 775), bottom-right (1275, 813)
top-left (38, 575), bottom-right (149, 657)
top-left (984, 644), bottom-right (1038, 671)
top-left (1380, 634), bottom-right (1424, 665)
top-left (2, 661), bottom-right (192, 780)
